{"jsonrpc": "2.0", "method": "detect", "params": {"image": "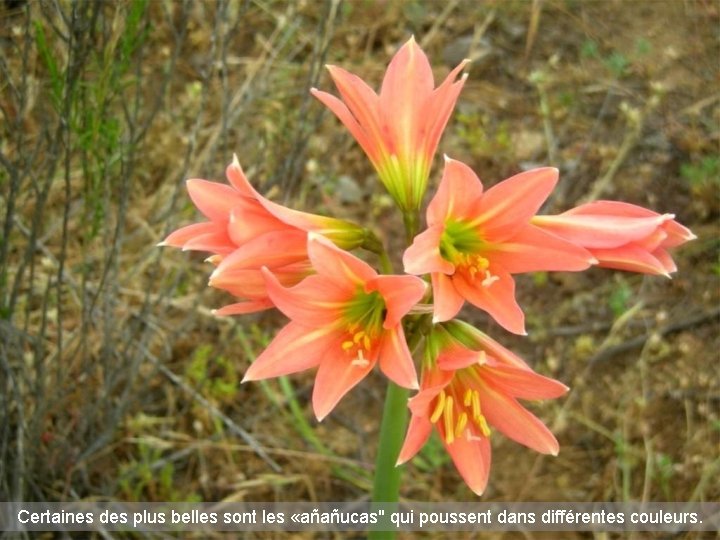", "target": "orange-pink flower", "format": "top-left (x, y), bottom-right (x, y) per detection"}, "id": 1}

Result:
top-left (532, 201), bottom-right (696, 276)
top-left (243, 234), bottom-right (427, 420)
top-left (311, 37), bottom-right (468, 212)
top-left (397, 321), bottom-right (568, 495)
top-left (403, 157), bottom-right (595, 334)
top-left (160, 156), bottom-right (370, 313)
